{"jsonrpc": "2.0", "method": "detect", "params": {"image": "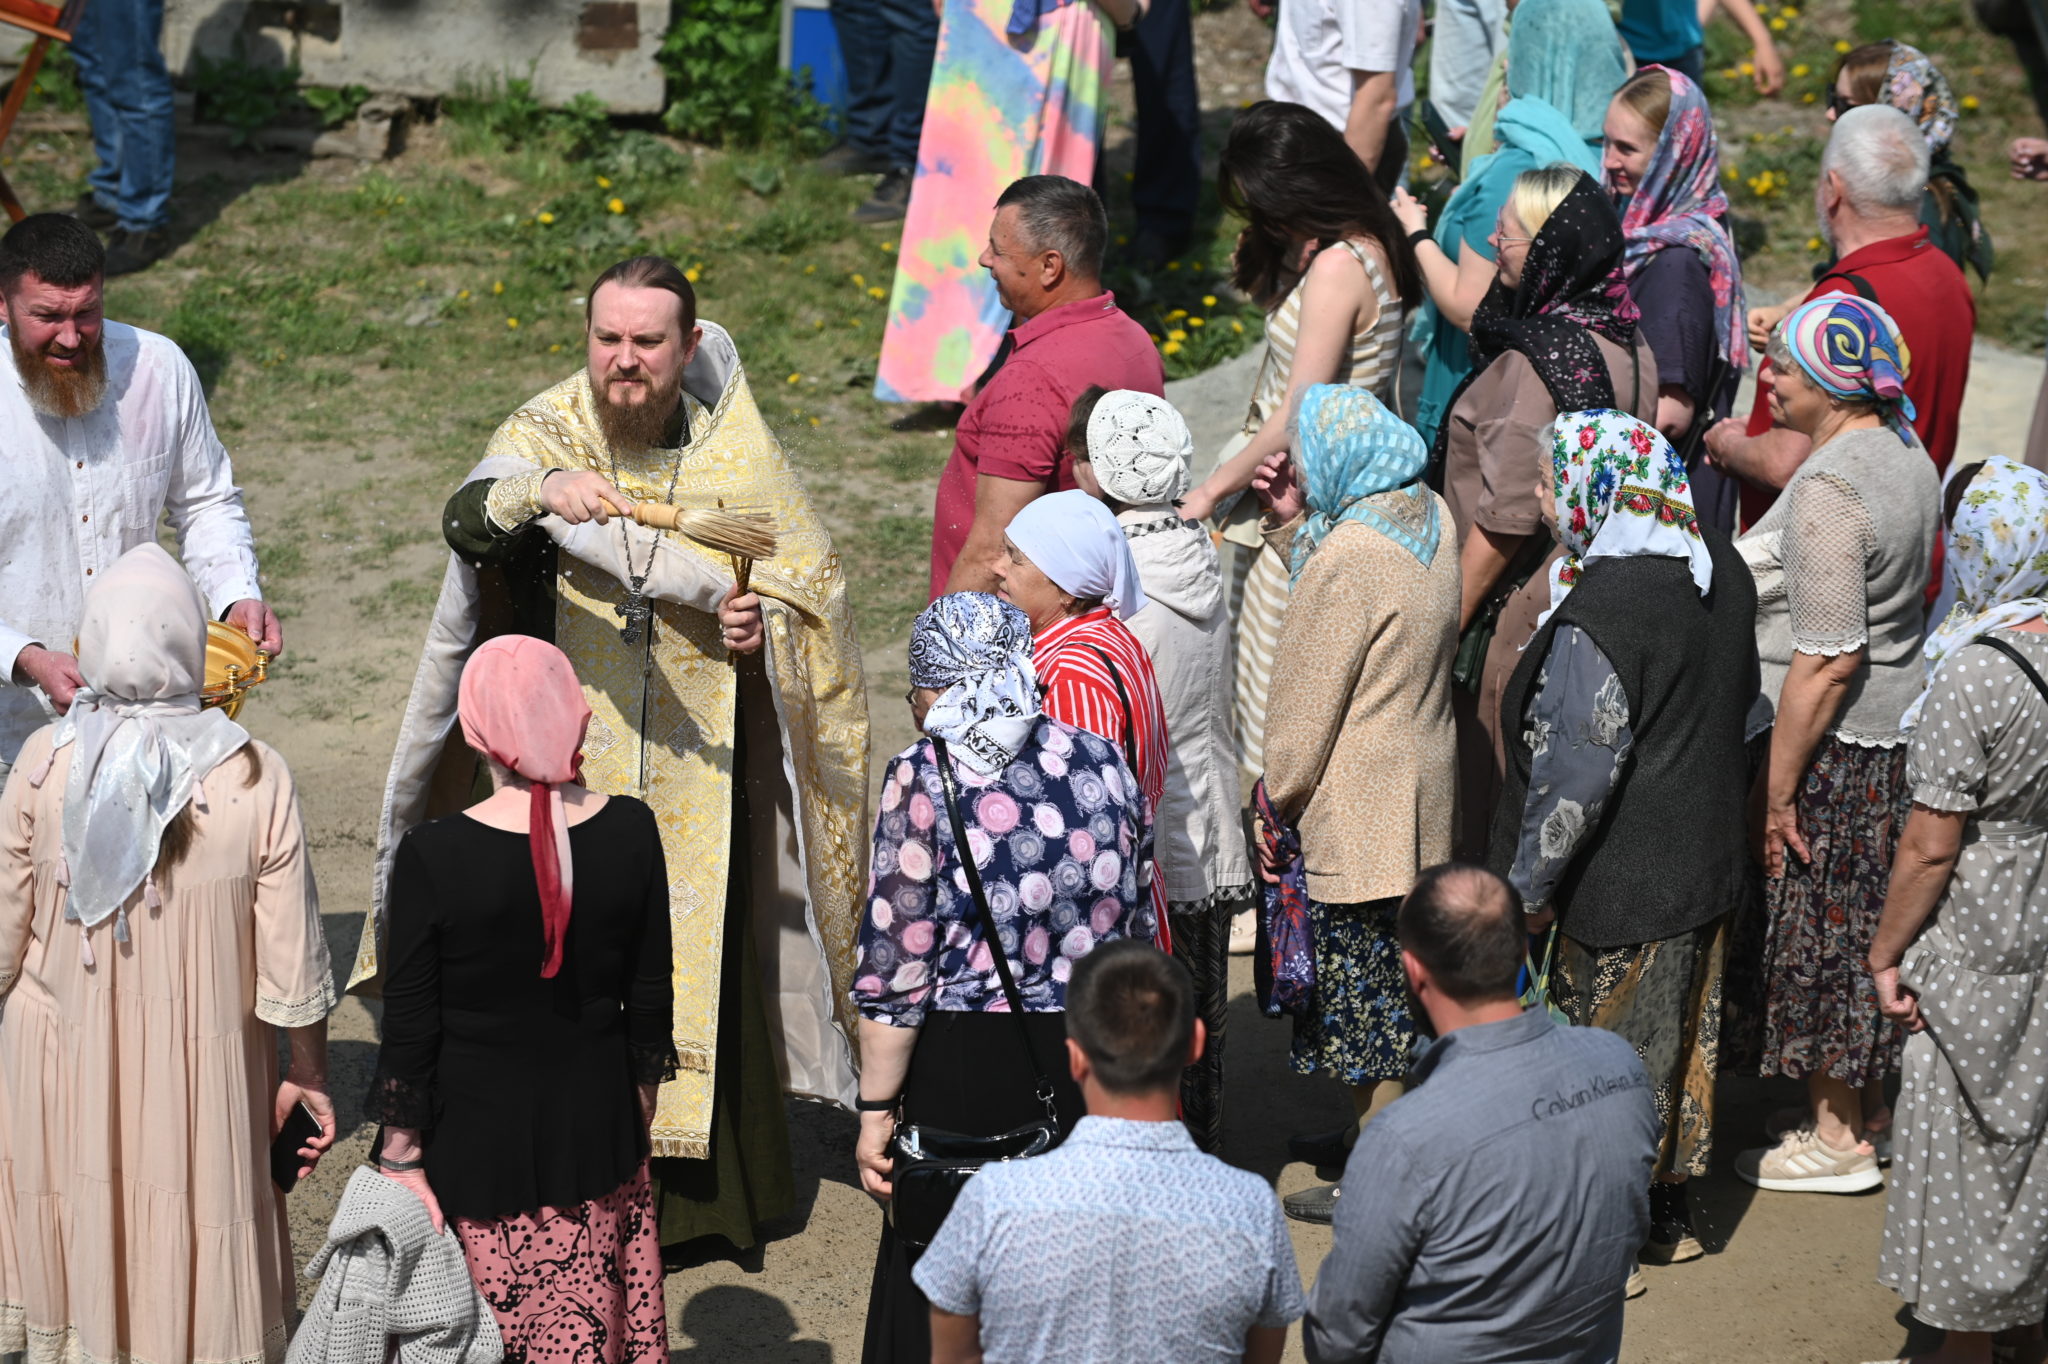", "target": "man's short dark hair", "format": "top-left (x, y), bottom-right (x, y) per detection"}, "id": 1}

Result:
top-left (0, 213), bottom-right (105, 295)
top-left (586, 254), bottom-right (697, 333)
top-left (1066, 940), bottom-right (1195, 1095)
top-left (1064, 383), bottom-right (1110, 462)
top-left (995, 175), bottom-right (1108, 282)
top-left (1398, 863), bottom-right (1526, 1004)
